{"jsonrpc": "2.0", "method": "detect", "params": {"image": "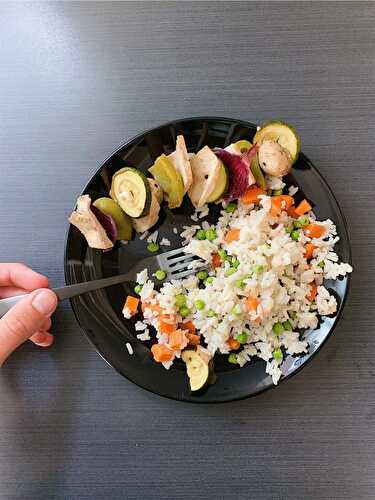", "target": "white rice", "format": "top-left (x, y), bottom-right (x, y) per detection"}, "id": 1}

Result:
top-left (160, 237), bottom-right (171, 246)
top-left (137, 330), bottom-right (150, 341)
top-left (135, 195), bottom-right (352, 385)
top-left (126, 342), bottom-right (133, 355)
top-left (288, 185), bottom-right (299, 196)
top-left (147, 230), bottom-right (158, 243)
top-left (173, 227), bottom-right (178, 234)
top-left (139, 231), bottom-right (149, 241)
